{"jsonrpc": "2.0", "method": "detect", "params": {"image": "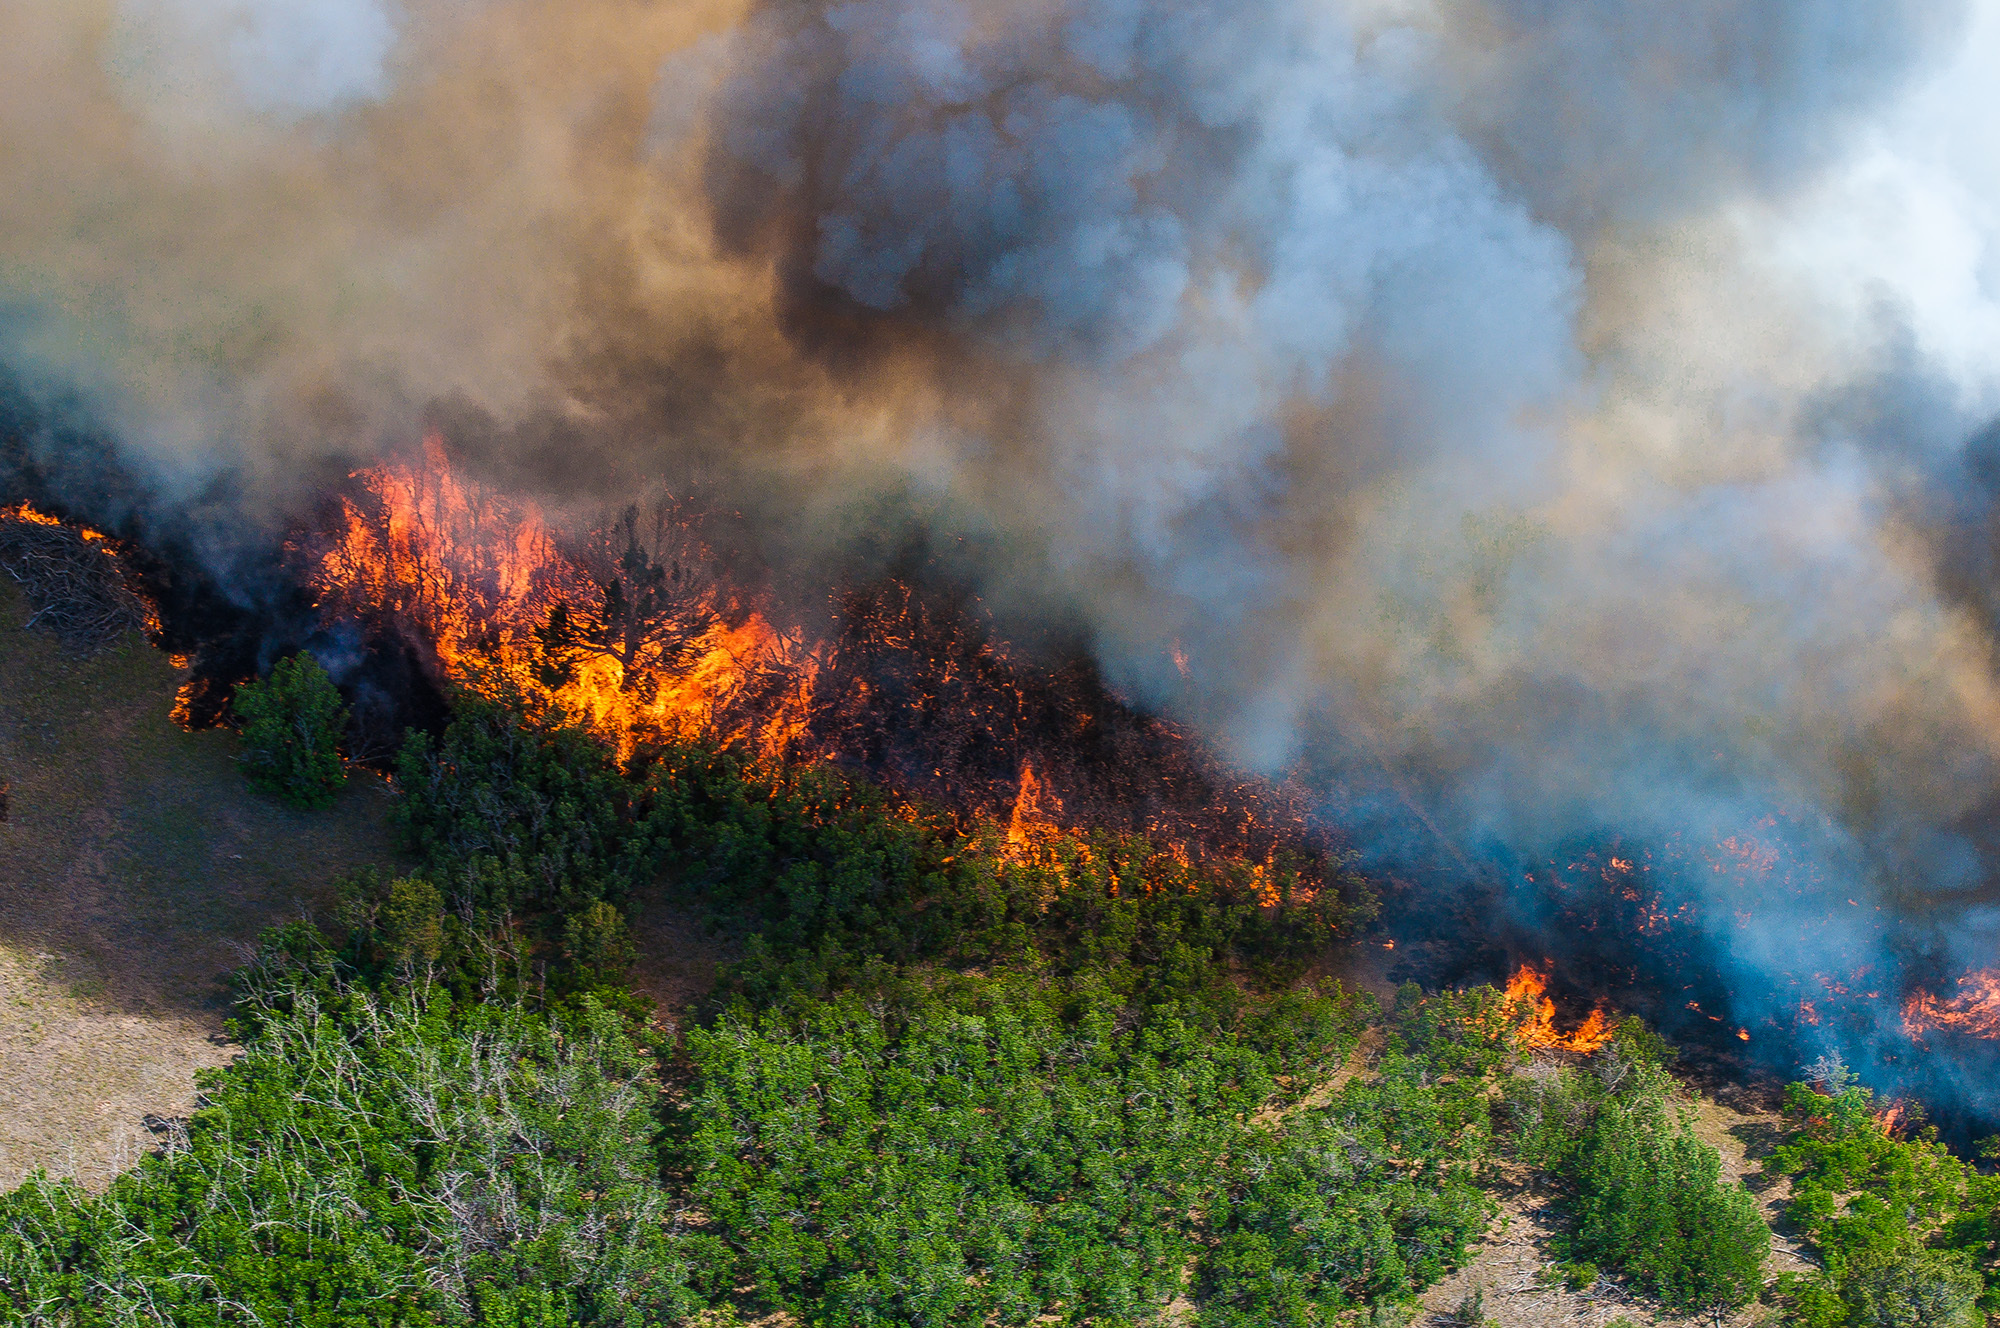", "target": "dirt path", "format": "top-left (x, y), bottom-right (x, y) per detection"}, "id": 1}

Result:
top-left (1415, 1092), bottom-right (1802, 1328)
